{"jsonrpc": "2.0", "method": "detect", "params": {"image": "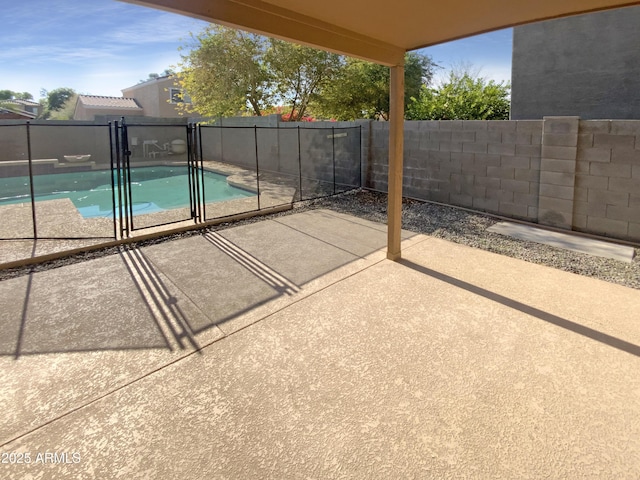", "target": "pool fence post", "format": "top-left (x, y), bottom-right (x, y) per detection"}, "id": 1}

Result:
top-left (297, 126), bottom-right (303, 202)
top-left (254, 125), bottom-right (261, 210)
top-left (191, 123), bottom-right (200, 222)
top-left (108, 122), bottom-right (118, 240)
top-left (359, 125), bottom-right (363, 189)
top-left (190, 122), bottom-right (203, 223)
top-left (198, 123), bottom-right (206, 221)
top-left (186, 123), bottom-right (195, 220)
top-left (332, 126), bottom-right (336, 195)
top-left (122, 118), bottom-right (134, 235)
top-left (26, 122), bottom-right (37, 240)
top-left (114, 121), bottom-right (125, 239)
